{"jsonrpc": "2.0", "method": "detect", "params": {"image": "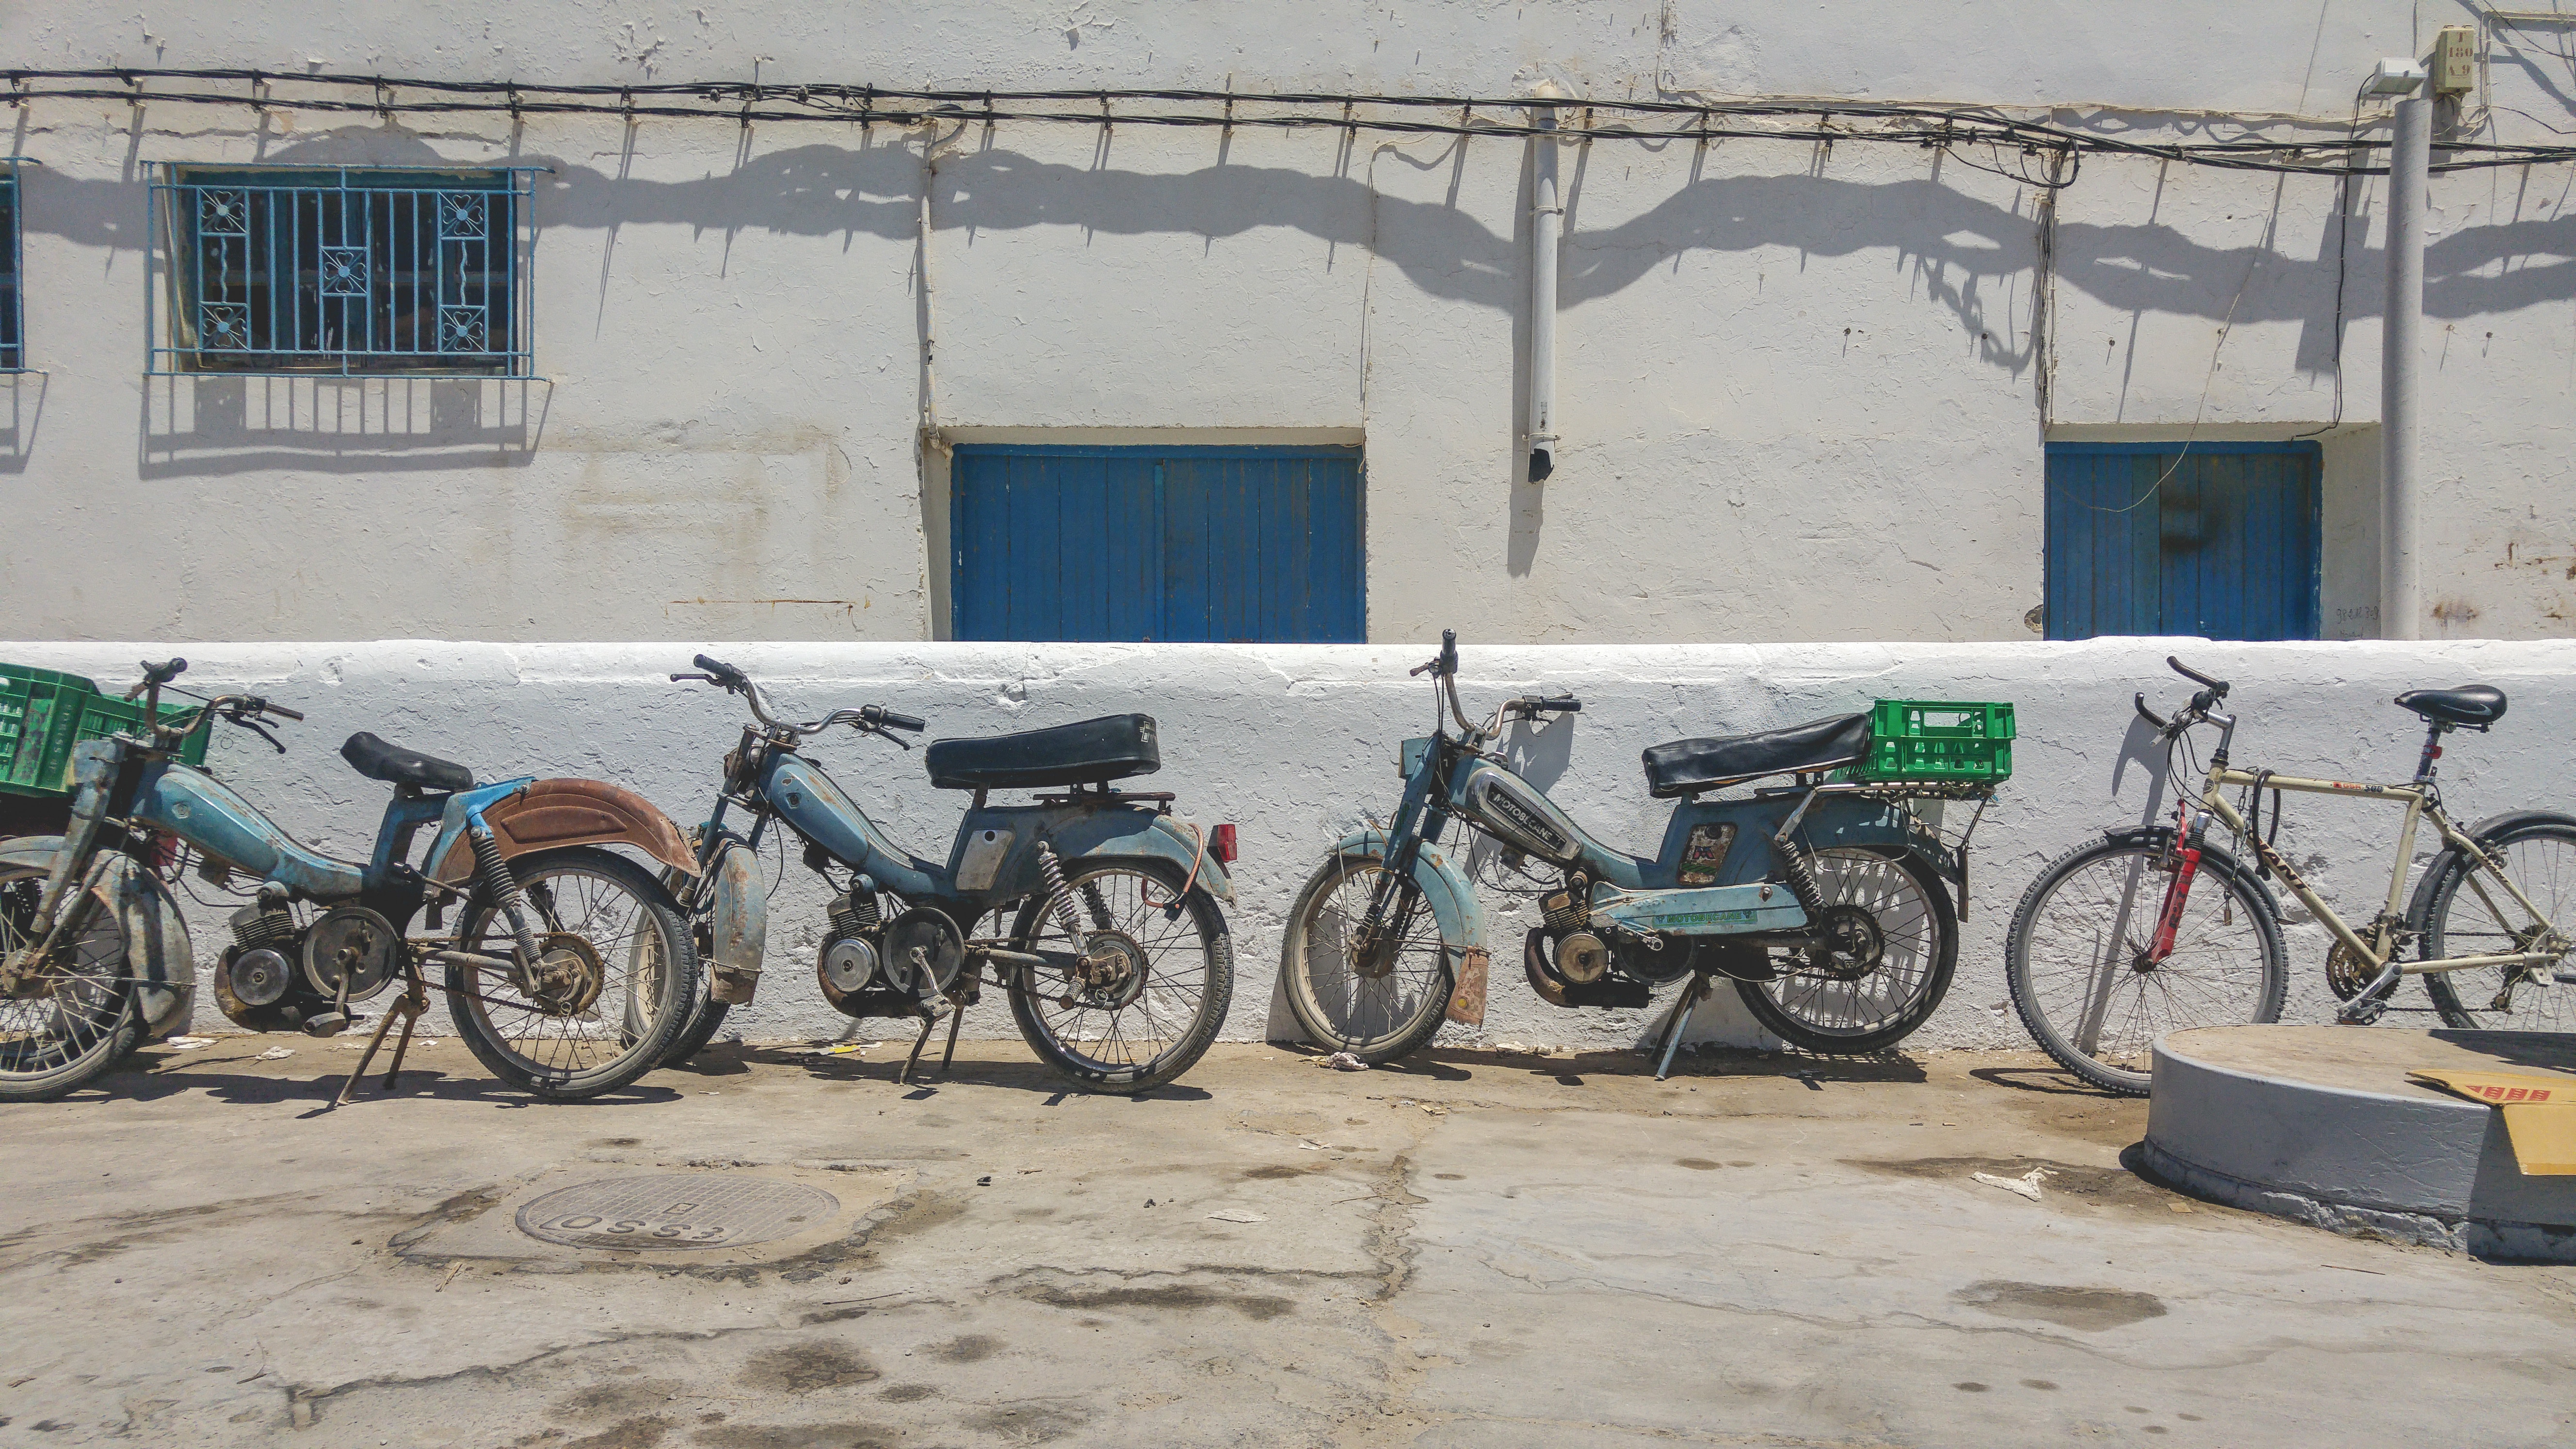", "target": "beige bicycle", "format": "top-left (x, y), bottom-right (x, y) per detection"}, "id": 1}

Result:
top-left (2005, 655), bottom-right (2575, 1095)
